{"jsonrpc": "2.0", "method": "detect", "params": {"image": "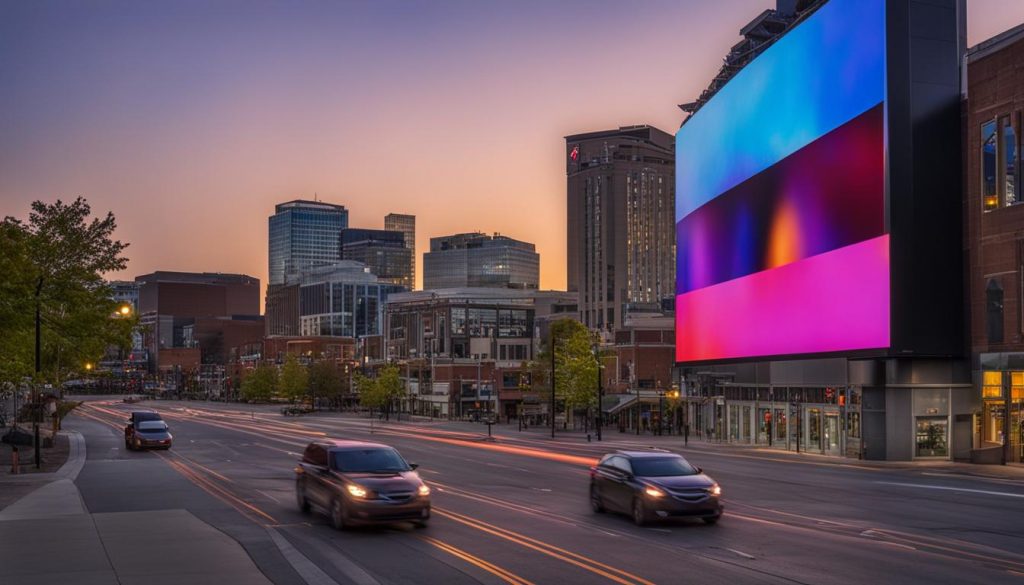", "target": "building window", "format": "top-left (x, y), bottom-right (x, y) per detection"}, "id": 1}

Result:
top-left (1004, 116), bottom-right (1018, 206)
top-left (983, 119), bottom-right (999, 210)
top-left (987, 278), bottom-right (1004, 343)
